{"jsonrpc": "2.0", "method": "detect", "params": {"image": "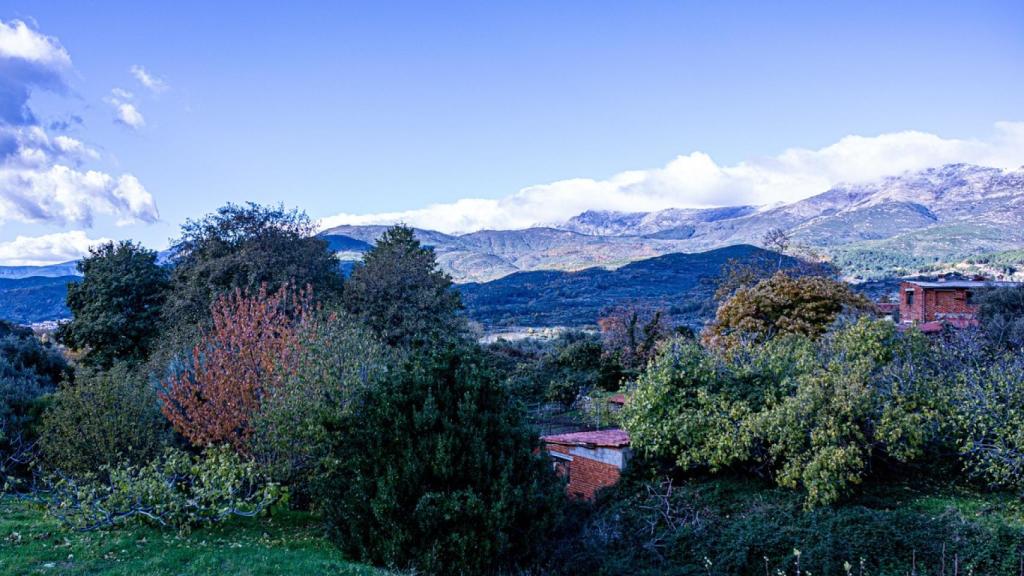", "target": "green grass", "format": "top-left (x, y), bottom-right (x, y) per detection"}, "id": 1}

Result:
top-left (0, 498), bottom-right (382, 576)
